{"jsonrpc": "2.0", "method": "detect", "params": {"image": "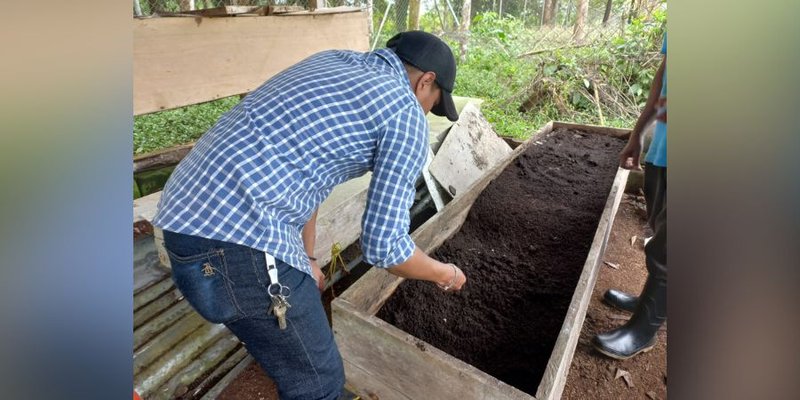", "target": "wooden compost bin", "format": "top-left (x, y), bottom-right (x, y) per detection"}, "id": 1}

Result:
top-left (331, 121), bottom-right (630, 400)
